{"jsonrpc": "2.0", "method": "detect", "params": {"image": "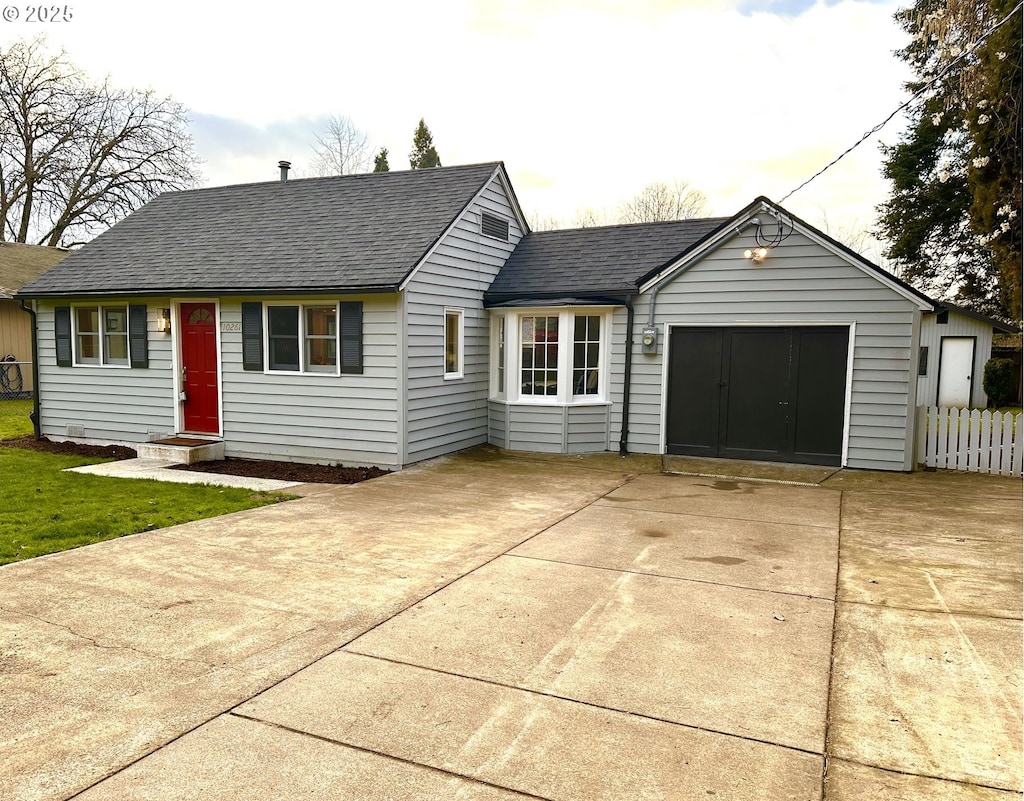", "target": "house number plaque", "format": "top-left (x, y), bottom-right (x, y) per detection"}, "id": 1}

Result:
top-left (221, 322), bottom-right (242, 333)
